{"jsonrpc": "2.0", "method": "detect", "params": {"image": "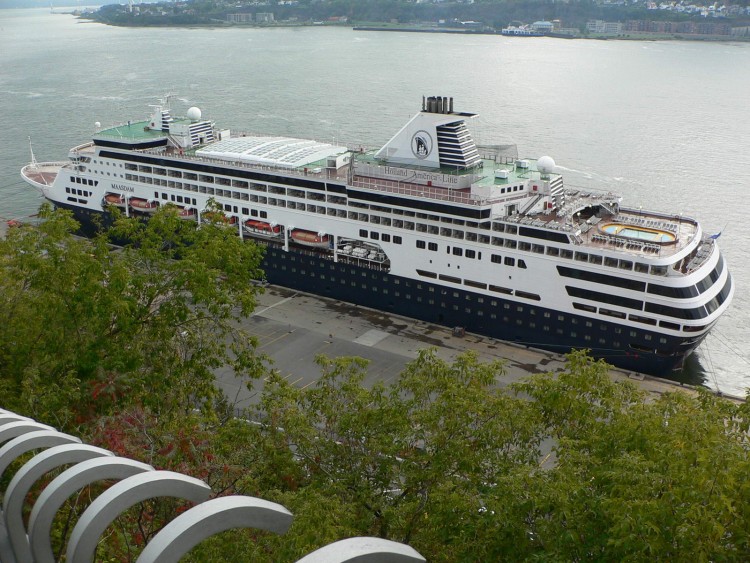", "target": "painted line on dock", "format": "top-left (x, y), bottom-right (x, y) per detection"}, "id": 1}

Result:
top-left (252, 293), bottom-right (298, 317)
